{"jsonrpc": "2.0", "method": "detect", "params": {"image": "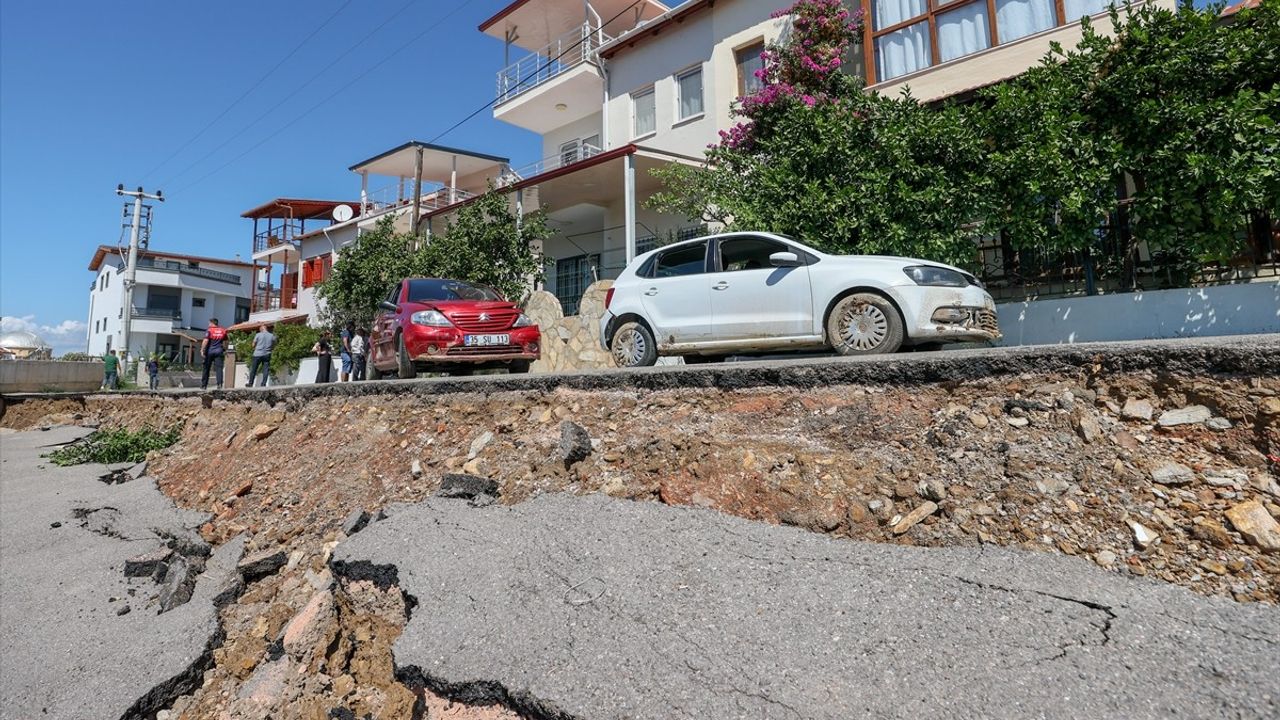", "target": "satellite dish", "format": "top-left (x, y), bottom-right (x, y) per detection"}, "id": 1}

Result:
top-left (332, 204), bottom-right (354, 222)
